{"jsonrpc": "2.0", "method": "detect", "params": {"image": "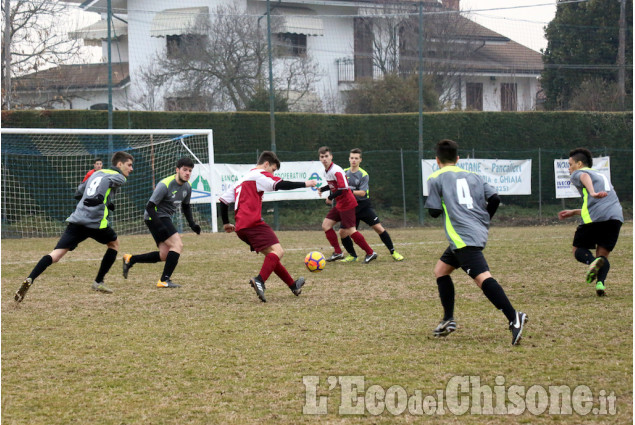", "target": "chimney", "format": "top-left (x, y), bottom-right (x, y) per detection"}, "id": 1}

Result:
top-left (442, 0), bottom-right (460, 11)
